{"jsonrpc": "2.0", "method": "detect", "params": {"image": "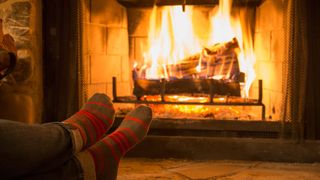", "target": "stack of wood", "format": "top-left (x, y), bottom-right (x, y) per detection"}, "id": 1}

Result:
top-left (132, 38), bottom-right (243, 98)
top-left (133, 38), bottom-right (242, 82)
top-left (165, 37), bottom-right (241, 81)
